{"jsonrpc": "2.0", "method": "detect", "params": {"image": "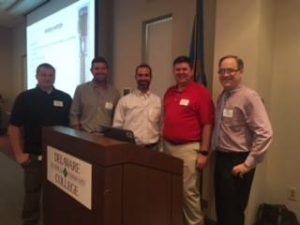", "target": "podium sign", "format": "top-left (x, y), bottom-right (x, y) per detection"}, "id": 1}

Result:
top-left (47, 146), bottom-right (92, 209)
